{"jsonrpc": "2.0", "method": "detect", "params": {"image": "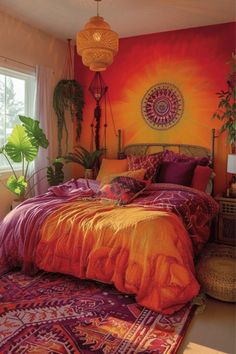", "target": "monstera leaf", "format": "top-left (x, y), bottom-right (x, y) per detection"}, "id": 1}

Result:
top-left (47, 159), bottom-right (64, 186)
top-left (6, 175), bottom-right (28, 196)
top-left (19, 115), bottom-right (49, 149)
top-left (4, 125), bottom-right (38, 162)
